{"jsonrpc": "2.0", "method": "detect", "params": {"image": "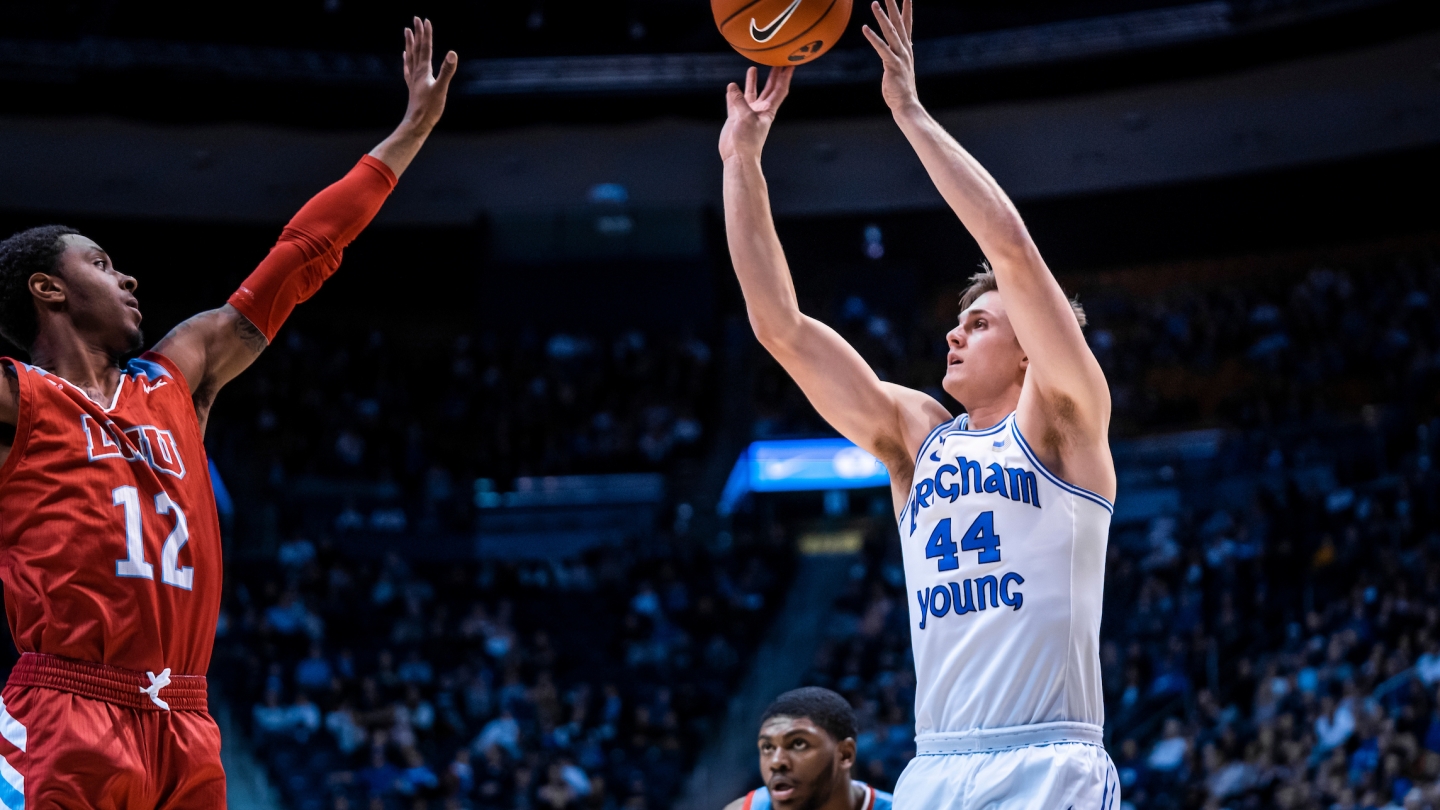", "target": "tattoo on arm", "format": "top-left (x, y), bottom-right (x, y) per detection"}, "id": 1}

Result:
top-left (234, 313), bottom-right (269, 356)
